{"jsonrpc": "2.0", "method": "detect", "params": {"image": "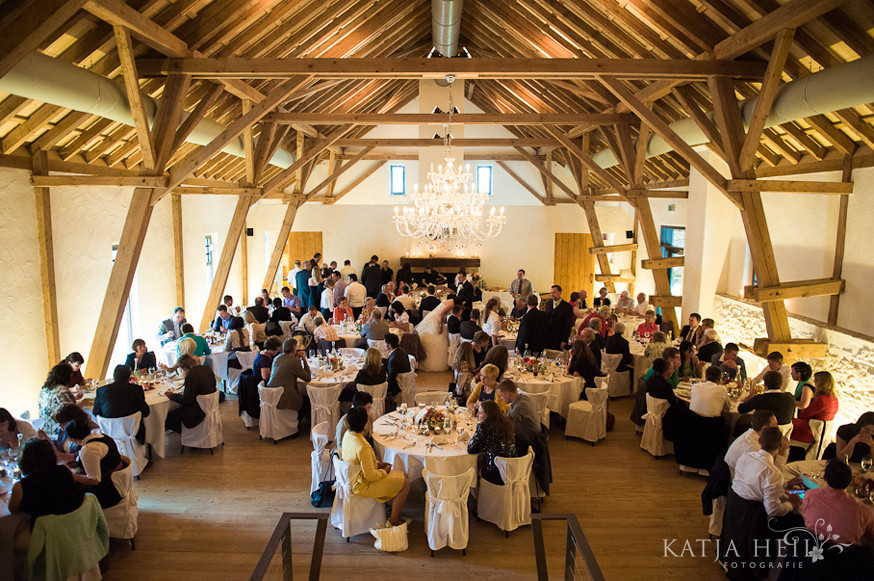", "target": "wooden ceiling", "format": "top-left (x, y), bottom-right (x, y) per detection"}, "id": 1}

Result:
top-left (1, 0), bottom-right (874, 201)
